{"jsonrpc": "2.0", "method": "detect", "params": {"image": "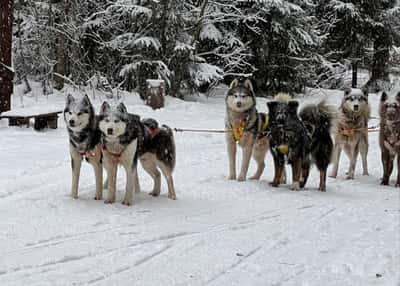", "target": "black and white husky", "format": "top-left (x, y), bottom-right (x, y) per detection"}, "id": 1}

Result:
top-left (139, 118), bottom-right (176, 200)
top-left (225, 79), bottom-right (269, 181)
top-left (64, 94), bottom-right (103, 200)
top-left (99, 102), bottom-right (143, 205)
